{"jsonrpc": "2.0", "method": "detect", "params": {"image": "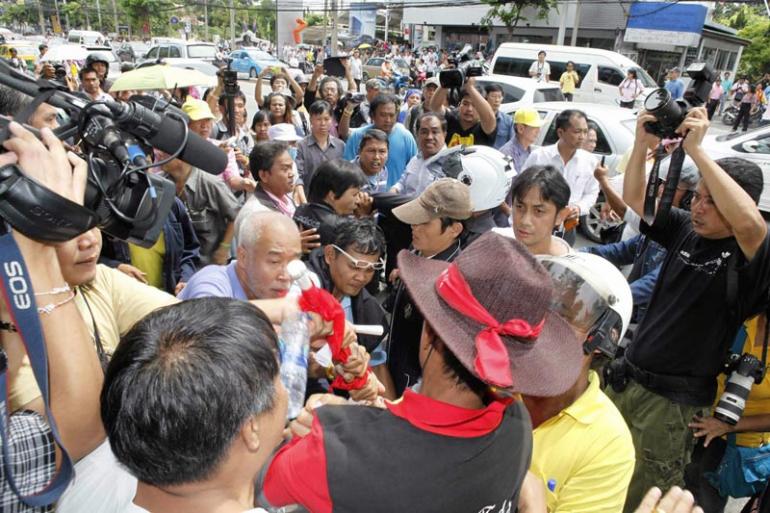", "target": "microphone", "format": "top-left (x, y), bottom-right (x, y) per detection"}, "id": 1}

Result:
top-left (107, 99), bottom-right (228, 175)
